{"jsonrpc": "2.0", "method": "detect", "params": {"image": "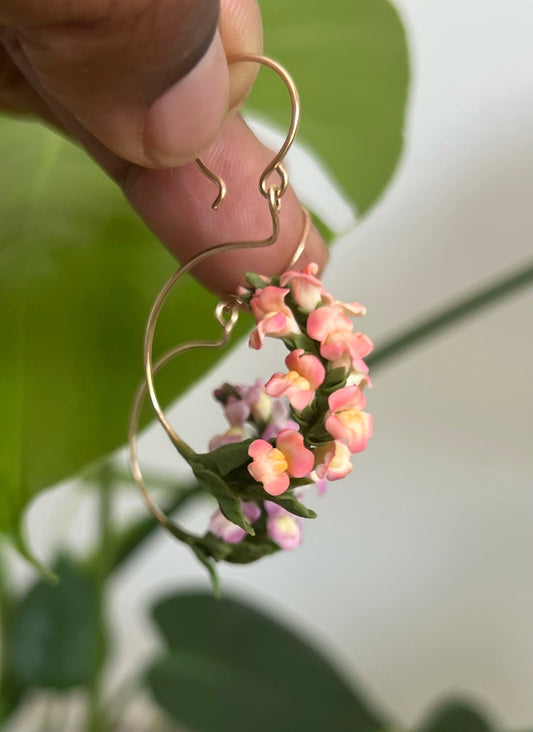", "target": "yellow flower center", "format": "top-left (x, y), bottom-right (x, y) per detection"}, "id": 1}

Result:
top-left (286, 371), bottom-right (311, 390)
top-left (268, 448), bottom-right (289, 476)
top-left (339, 409), bottom-right (363, 428)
